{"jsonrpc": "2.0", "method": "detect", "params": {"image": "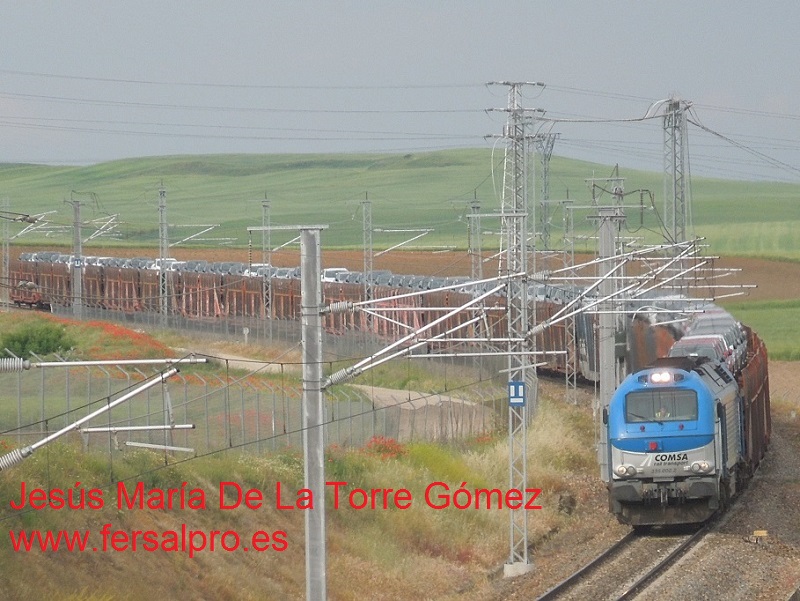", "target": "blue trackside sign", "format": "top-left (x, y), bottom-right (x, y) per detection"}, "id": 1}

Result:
top-left (508, 381), bottom-right (525, 406)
